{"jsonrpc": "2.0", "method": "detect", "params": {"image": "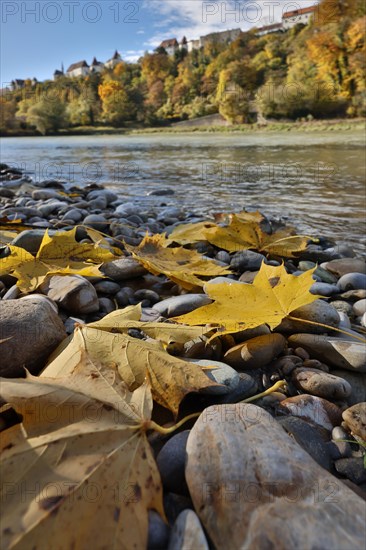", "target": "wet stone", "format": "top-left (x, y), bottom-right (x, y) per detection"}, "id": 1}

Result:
top-left (335, 458), bottom-right (366, 485)
top-left (224, 333), bottom-right (286, 370)
top-left (291, 368), bottom-right (352, 400)
top-left (338, 272), bottom-right (366, 292)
